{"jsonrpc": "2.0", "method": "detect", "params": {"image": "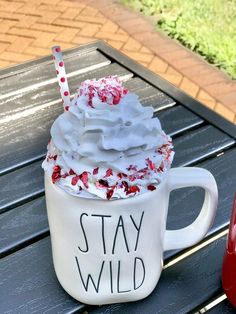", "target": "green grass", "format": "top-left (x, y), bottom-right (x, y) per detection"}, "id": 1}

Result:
top-left (122, 0), bottom-right (236, 79)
